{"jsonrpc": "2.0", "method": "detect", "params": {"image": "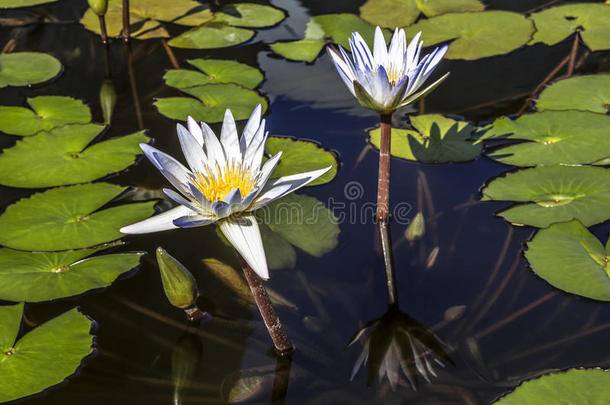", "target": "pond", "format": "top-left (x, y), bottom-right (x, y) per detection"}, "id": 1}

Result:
top-left (1, 0), bottom-right (610, 404)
